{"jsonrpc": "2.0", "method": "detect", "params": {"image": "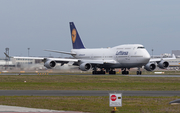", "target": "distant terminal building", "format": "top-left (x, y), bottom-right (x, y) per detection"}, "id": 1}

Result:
top-left (0, 57), bottom-right (43, 70)
top-left (11, 58), bottom-right (42, 66)
top-left (0, 58), bottom-right (14, 67)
